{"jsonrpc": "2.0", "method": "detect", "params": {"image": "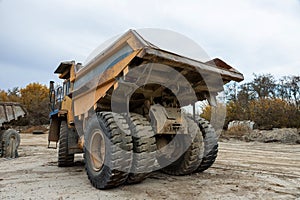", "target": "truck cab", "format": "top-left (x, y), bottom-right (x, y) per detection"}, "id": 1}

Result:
top-left (48, 61), bottom-right (80, 152)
